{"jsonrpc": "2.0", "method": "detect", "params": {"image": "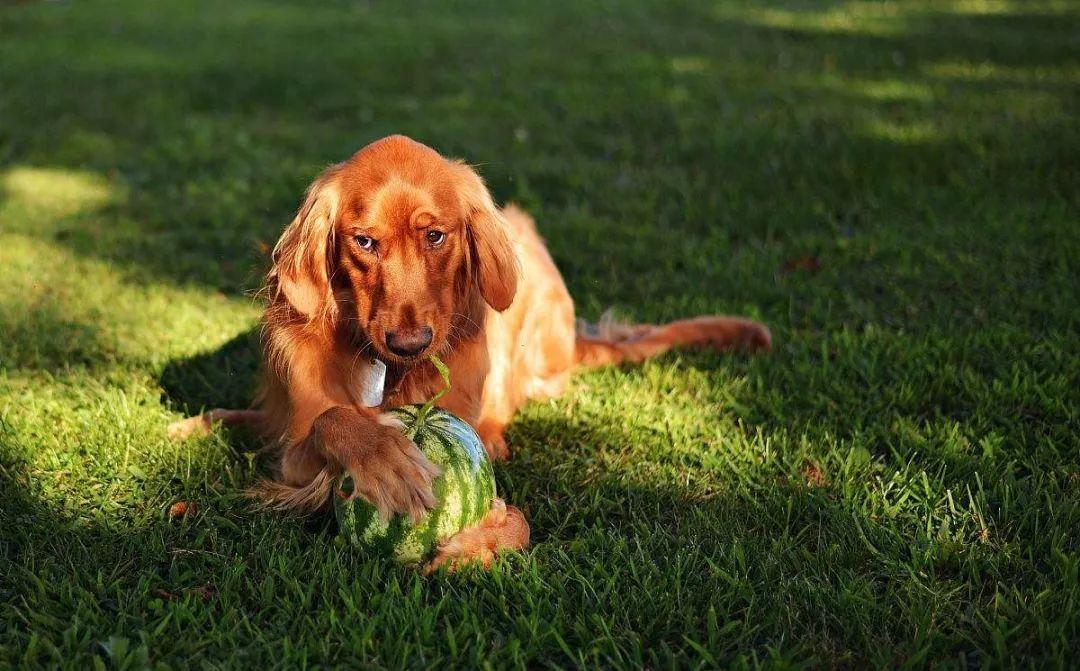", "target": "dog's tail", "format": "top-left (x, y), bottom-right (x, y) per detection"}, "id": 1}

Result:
top-left (241, 410), bottom-right (339, 512)
top-left (574, 310), bottom-right (771, 369)
top-left (248, 466), bottom-right (339, 512)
